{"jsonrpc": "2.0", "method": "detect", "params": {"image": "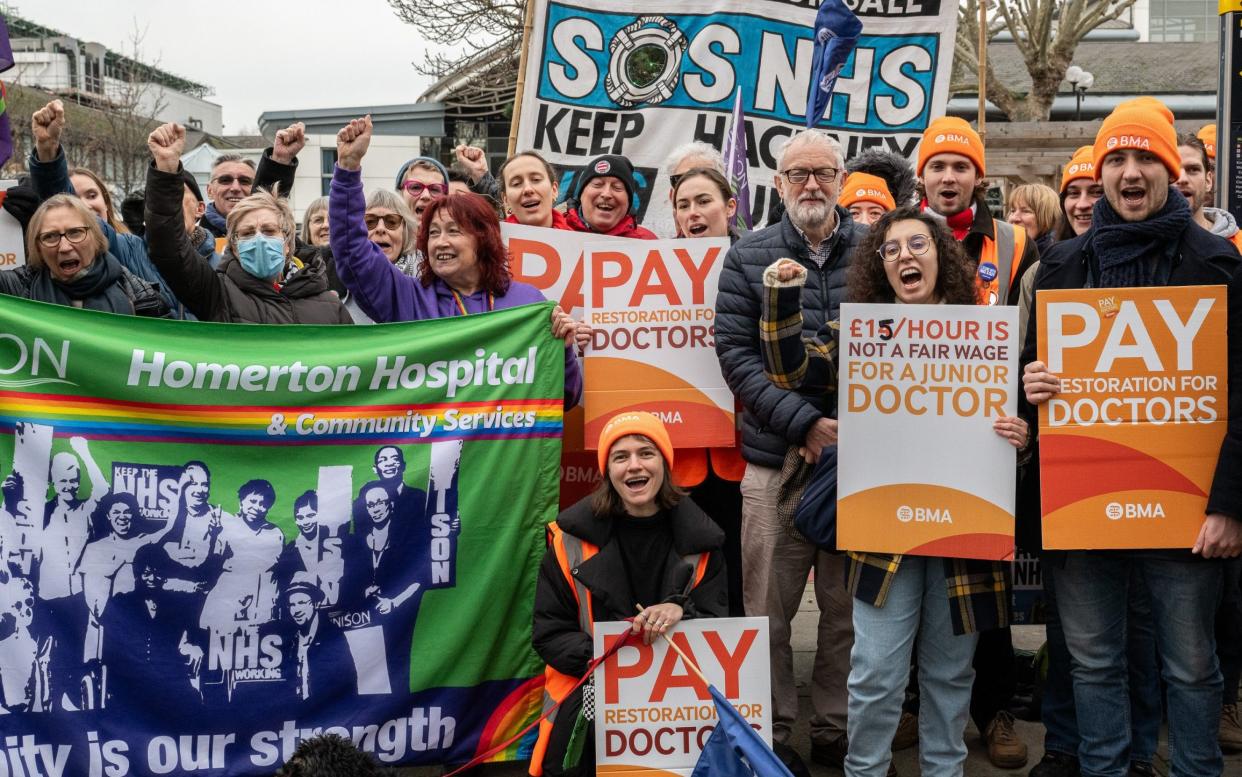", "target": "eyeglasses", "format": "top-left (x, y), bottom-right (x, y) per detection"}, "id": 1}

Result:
top-left (400, 181), bottom-right (448, 197)
top-left (877, 234), bottom-right (933, 263)
top-left (364, 213), bottom-right (404, 231)
top-left (36, 227), bottom-right (90, 248)
top-left (780, 167), bottom-right (839, 184)
top-left (213, 174), bottom-right (254, 187)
